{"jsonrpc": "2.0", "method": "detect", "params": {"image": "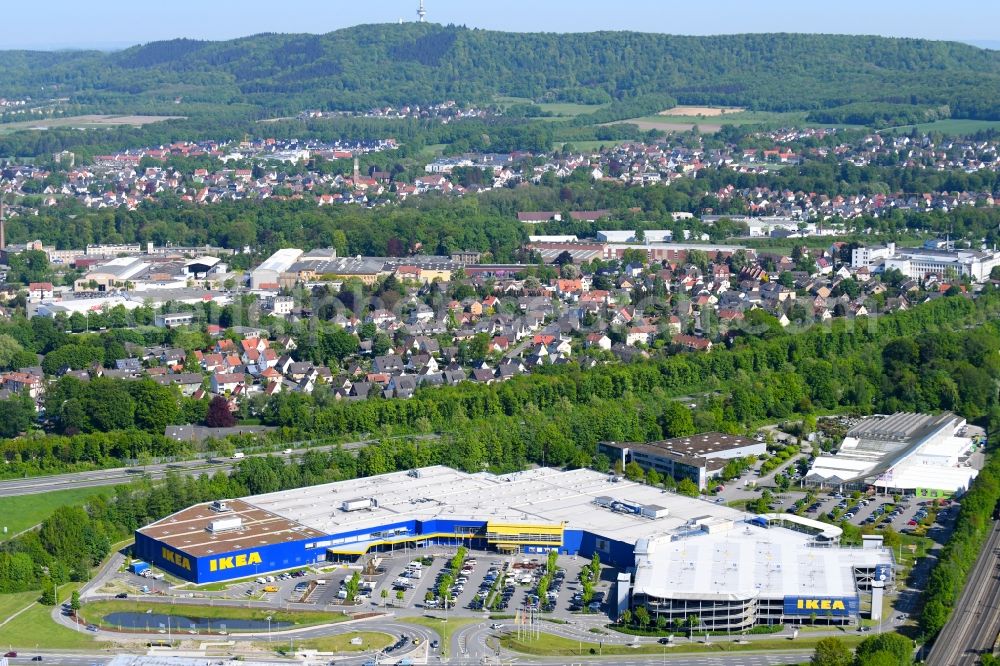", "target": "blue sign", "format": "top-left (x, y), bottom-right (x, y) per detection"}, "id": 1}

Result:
top-left (783, 596), bottom-right (859, 616)
top-left (874, 564), bottom-right (892, 583)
